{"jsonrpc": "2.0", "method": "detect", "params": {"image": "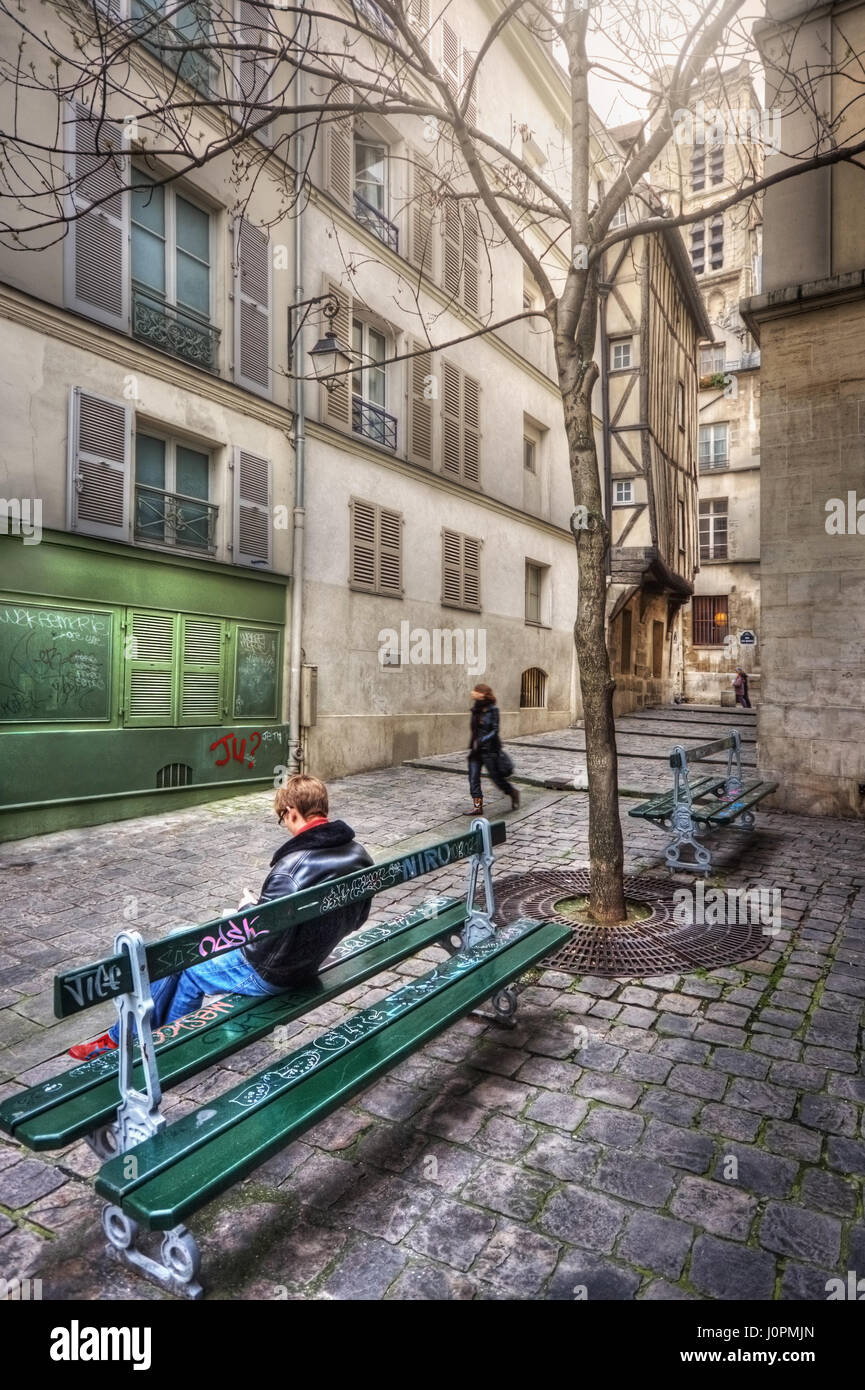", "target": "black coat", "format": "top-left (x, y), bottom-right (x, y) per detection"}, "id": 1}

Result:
top-left (470, 700), bottom-right (500, 754)
top-left (243, 819), bottom-right (373, 986)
